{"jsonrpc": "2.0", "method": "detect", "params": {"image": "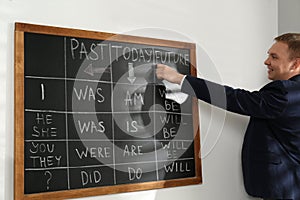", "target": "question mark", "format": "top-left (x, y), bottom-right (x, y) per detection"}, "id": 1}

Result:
top-left (44, 171), bottom-right (52, 190)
